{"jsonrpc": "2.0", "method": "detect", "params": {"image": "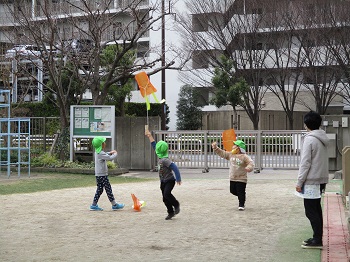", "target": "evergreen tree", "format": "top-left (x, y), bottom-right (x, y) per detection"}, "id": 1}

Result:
top-left (211, 56), bottom-right (250, 129)
top-left (176, 85), bottom-right (203, 130)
